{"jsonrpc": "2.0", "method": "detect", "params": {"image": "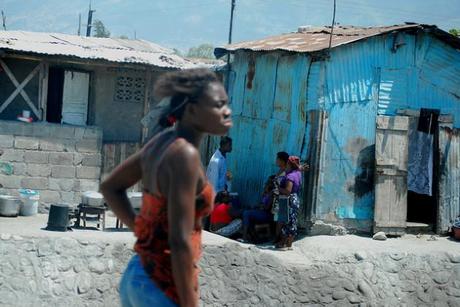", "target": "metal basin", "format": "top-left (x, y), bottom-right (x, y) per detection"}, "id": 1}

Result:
top-left (0, 195), bottom-right (21, 217)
